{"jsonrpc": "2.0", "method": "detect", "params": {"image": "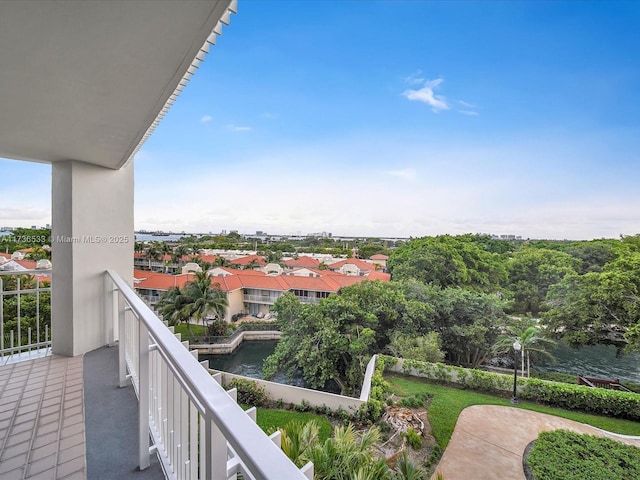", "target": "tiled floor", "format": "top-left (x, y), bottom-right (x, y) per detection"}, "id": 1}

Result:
top-left (0, 355), bottom-right (86, 480)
